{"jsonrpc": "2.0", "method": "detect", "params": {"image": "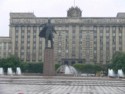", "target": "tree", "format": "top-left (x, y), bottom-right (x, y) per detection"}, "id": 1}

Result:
top-left (0, 55), bottom-right (22, 72)
top-left (111, 51), bottom-right (125, 72)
